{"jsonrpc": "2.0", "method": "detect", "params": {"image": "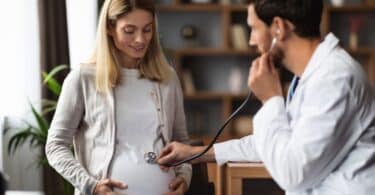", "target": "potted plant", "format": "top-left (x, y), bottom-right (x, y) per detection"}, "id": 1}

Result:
top-left (3, 64), bottom-right (74, 195)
